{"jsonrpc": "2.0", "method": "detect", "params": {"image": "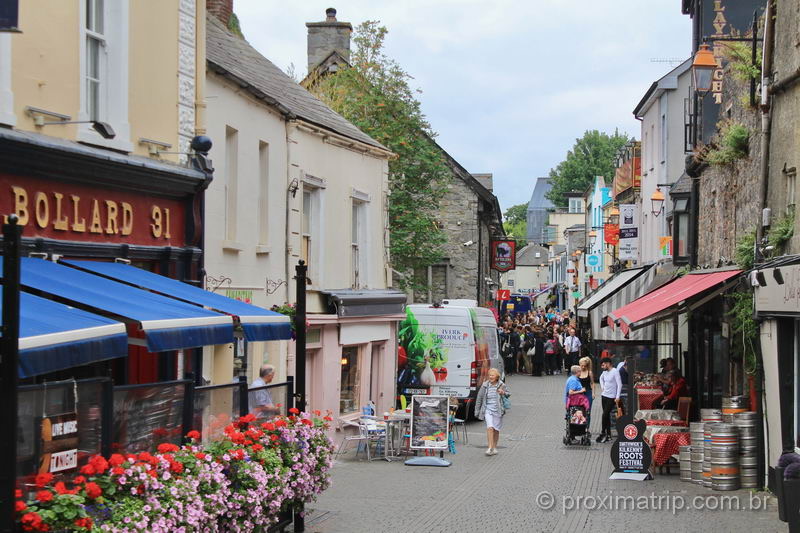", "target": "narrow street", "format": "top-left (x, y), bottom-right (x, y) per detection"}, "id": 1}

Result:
top-left (308, 375), bottom-right (783, 533)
